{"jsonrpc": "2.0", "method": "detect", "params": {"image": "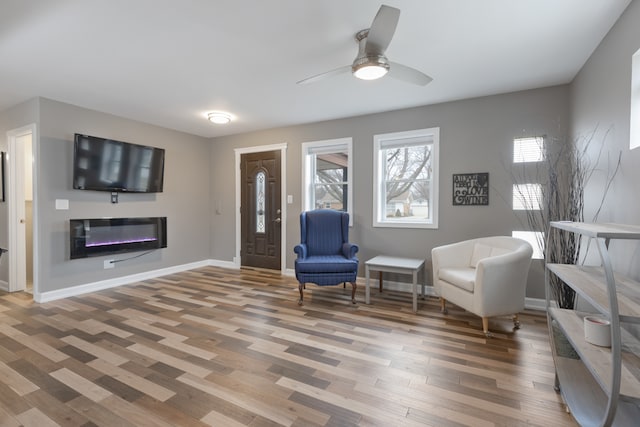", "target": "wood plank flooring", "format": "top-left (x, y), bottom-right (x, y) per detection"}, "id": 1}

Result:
top-left (0, 266), bottom-right (576, 426)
